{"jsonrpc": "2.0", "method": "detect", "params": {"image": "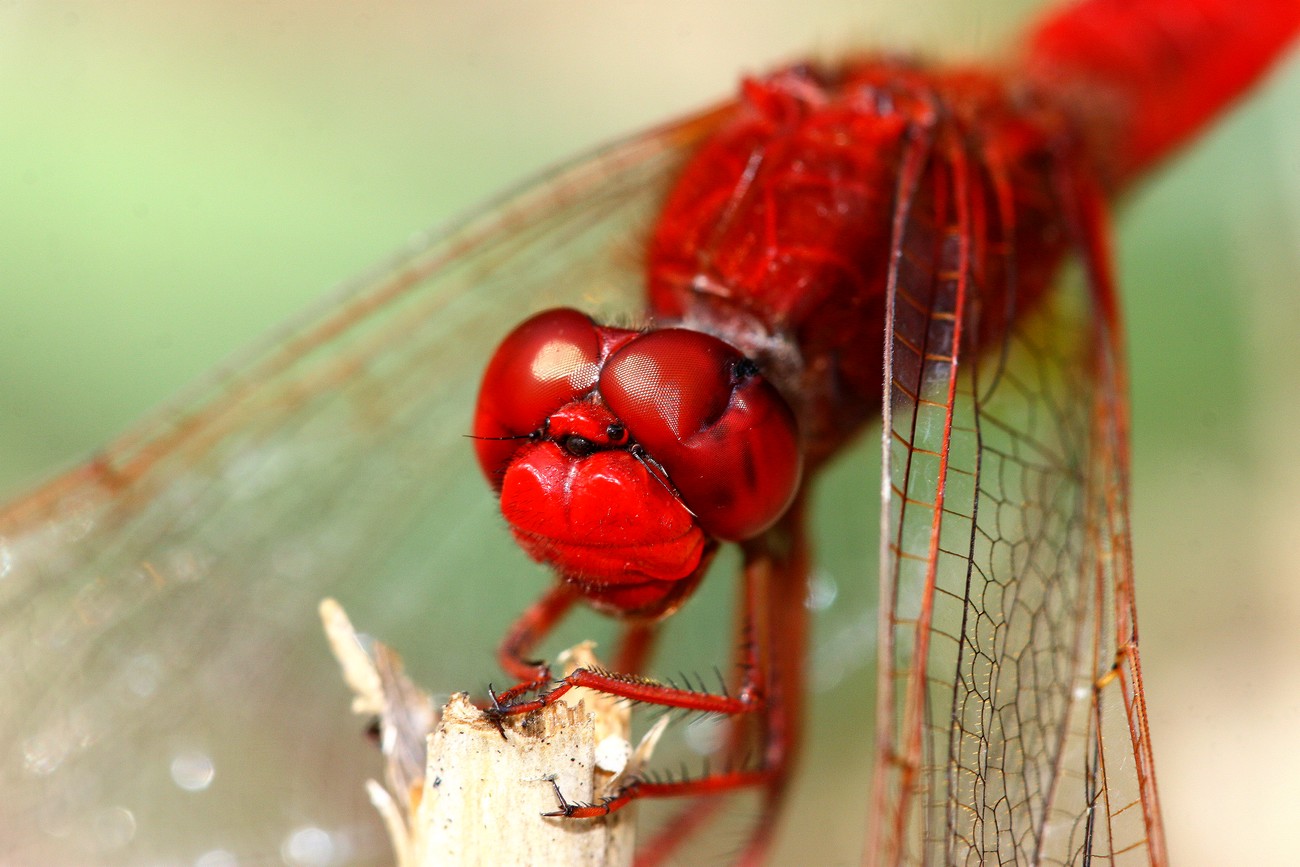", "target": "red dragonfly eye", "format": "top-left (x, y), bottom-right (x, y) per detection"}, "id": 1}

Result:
top-left (472, 308), bottom-right (605, 486)
top-left (600, 329), bottom-right (802, 541)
